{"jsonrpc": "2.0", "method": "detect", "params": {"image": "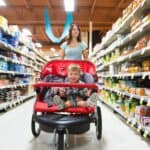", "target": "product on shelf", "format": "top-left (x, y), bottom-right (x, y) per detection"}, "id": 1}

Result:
top-left (136, 88), bottom-right (145, 96)
top-left (0, 16), bottom-right (8, 31)
top-left (143, 13), bottom-right (150, 22)
top-left (130, 17), bottom-right (143, 32)
top-left (122, 0), bottom-right (144, 20)
top-left (128, 63), bottom-right (142, 73)
top-left (135, 106), bottom-right (150, 127)
top-left (121, 46), bottom-right (134, 56)
top-left (145, 88), bottom-right (150, 97)
top-left (134, 35), bottom-right (150, 50)
top-left (142, 60), bottom-right (150, 72)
